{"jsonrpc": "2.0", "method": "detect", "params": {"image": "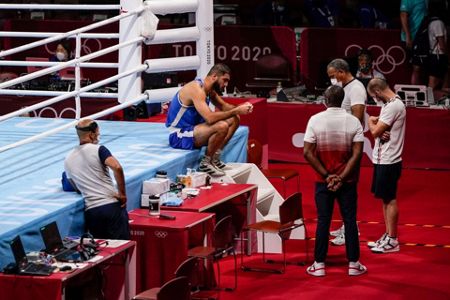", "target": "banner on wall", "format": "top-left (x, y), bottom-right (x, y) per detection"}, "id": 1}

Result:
top-left (299, 28), bottom-right (411, 91)
top-left (3, 20), bottom-right (297, 91)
